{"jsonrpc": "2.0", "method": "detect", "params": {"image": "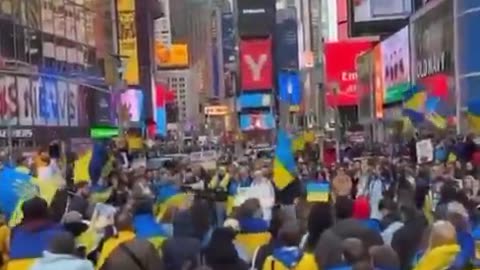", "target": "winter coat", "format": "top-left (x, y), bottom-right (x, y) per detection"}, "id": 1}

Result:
top-left (31, 251), bottom-right (94, 270)
top-left (96, 231), bottom-right (163, 270)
